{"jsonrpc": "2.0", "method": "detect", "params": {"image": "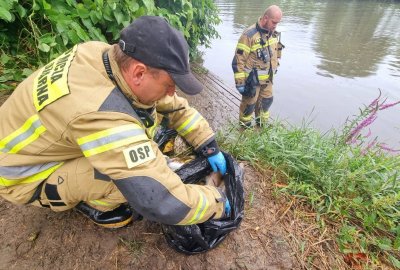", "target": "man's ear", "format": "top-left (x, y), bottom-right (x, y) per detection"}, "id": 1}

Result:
top-left (129, 63), bottom-right (147, 85)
